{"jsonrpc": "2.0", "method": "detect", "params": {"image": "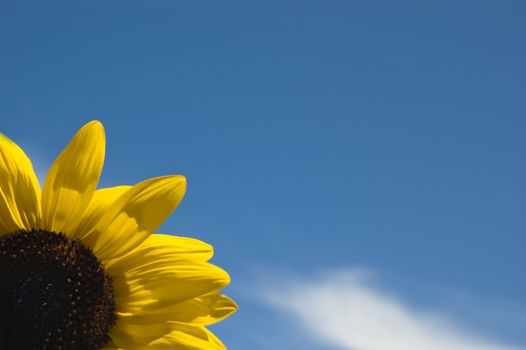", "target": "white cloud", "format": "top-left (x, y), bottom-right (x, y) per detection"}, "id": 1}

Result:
top-left (263, 269), bottom-right (521, 350)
